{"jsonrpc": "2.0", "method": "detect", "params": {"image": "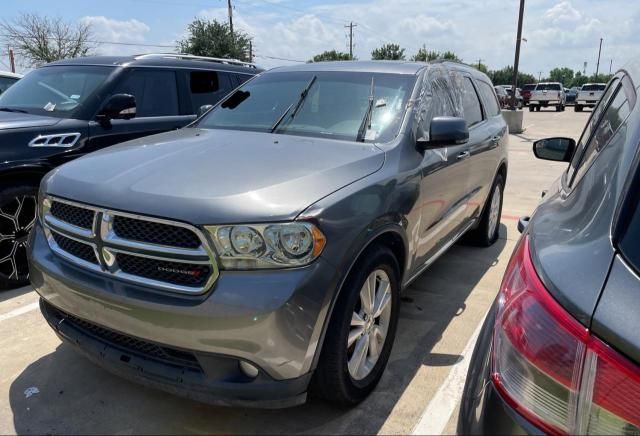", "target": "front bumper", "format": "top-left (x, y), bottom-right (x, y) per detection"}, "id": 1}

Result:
top-left (29, 222), bottom-right (341, 406)
top-left (529, 100), bottom-right (560, 106)
top-left (577, 100), bottom-right (598, 106)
